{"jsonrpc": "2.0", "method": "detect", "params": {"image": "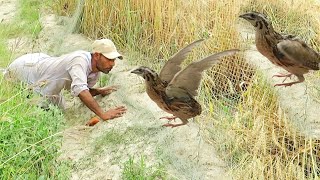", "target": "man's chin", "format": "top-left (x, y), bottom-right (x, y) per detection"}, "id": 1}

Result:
top-left (101, 69), bottom-right (111, 74)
